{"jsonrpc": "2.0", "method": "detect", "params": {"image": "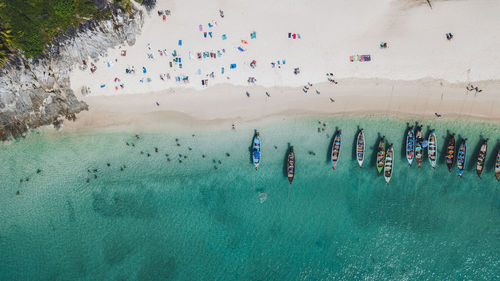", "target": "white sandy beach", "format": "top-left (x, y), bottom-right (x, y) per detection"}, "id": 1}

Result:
top-left (66, 0), bottom-right (500, 131)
